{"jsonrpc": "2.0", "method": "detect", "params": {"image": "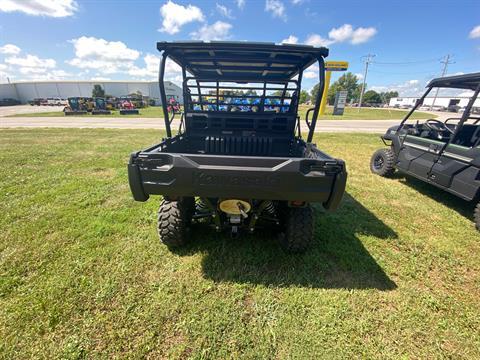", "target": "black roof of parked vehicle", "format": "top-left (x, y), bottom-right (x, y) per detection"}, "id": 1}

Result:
top-left (428, 72), bottom-right (480, 90)
top-left (156, 41), bottom-right (329, 81)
